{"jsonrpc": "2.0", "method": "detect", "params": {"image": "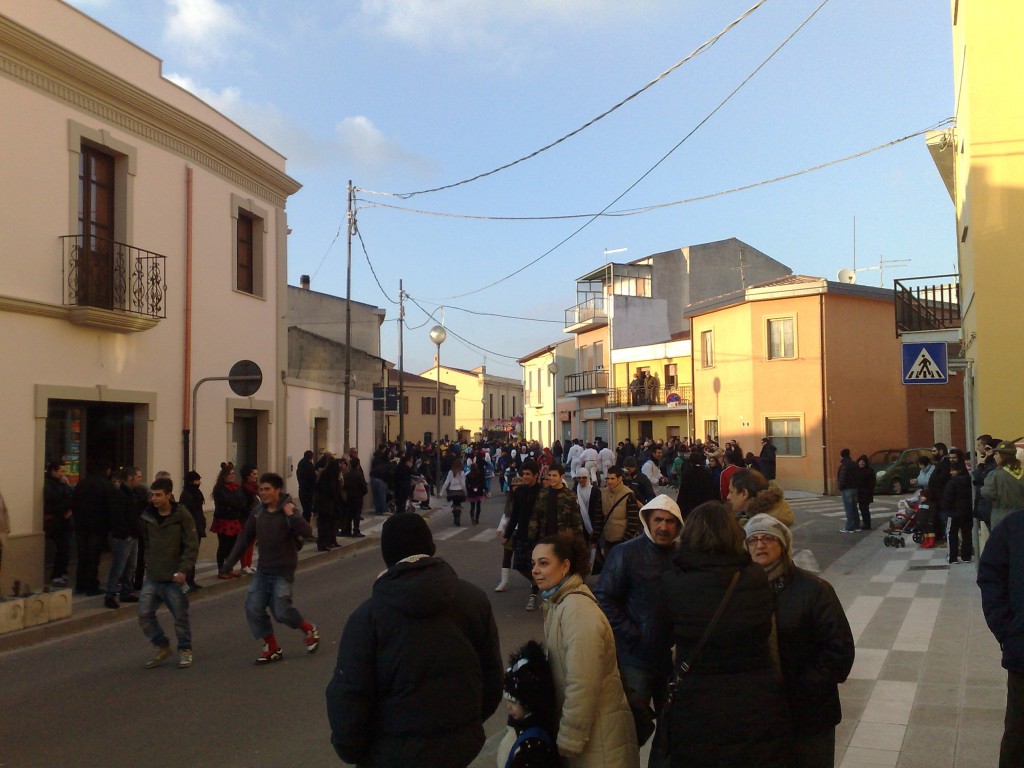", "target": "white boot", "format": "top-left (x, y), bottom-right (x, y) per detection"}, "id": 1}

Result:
top-left (494, 568), bottom-right (510, 592)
